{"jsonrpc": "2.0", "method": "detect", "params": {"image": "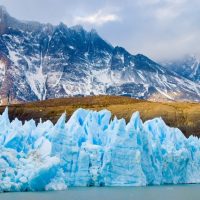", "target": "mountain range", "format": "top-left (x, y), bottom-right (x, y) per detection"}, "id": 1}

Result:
top-left (0, 5), bottom-right (200, 104)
